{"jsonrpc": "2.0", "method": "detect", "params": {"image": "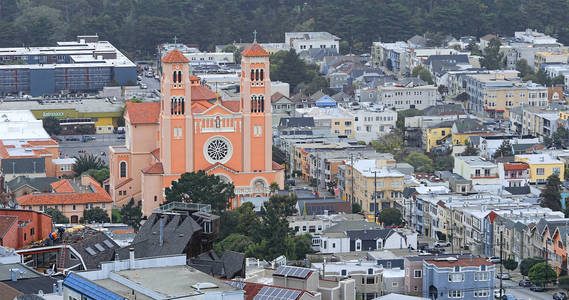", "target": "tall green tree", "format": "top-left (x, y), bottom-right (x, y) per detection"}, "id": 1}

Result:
top-left (42, 117), bottom-right (61, 136)
top-left (83, 207), bottom-right (110, 223)
top-left (82, 168), bottom-right (110, 184)
top-left (516, 59), bottom-right (533, 78)
top-left (493, 140), bottom-right (513, 158)
top-left (503, 259), bottom-right (518, 271)
top-left (120, 198), bottom-right (142, 232)
top-left (461, 141), bottom-right (480, 156)
top-left (214, 233), bottom-right (253, 255)
top-left (45, 207), bottom-right (69, 224)
top-left (529, 262), bottom-right (557, 286)
top-left (540, 174), bottom-right (562, 211)
top-left (404, 153), bottom-right (434, 173)
top-left (411, 65), bottom-right (433, 84)
top-left (481, 38), bottom-right (504, 70)
top-left (164, 171), bottom-right (235, 214)
top-left (371, 131), bottom-right (403, 156)
top-left (520, 257), bottom-right (542, 277)
top-left (376, 208), bottom-right (403, 226)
